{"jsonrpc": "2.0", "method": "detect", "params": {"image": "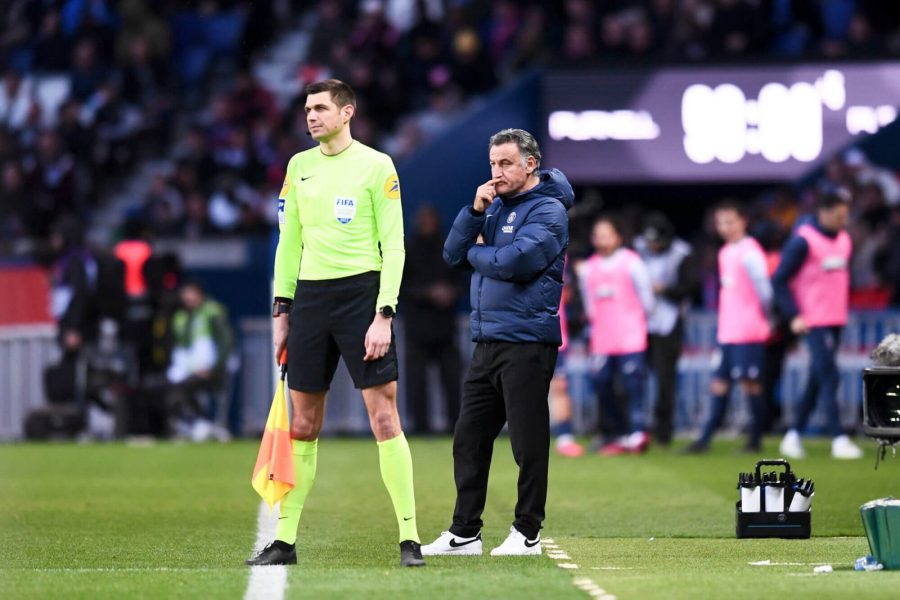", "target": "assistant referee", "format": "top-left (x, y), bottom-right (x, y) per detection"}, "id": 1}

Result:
top-left (246, 79), bottom-right (424, 567)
